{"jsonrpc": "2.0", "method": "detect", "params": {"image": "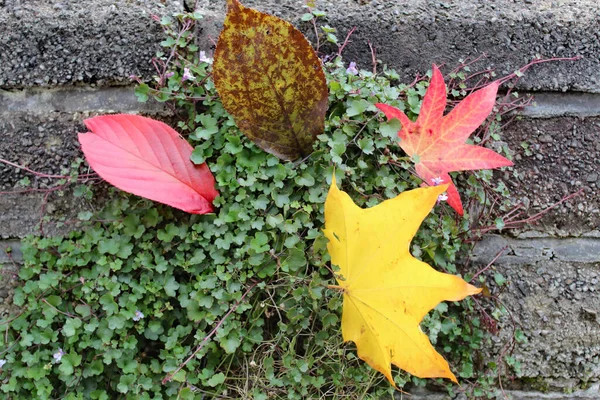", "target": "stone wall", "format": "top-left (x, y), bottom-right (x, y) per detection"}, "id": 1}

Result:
top-left (1, 0), bottom-right (599, 398)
